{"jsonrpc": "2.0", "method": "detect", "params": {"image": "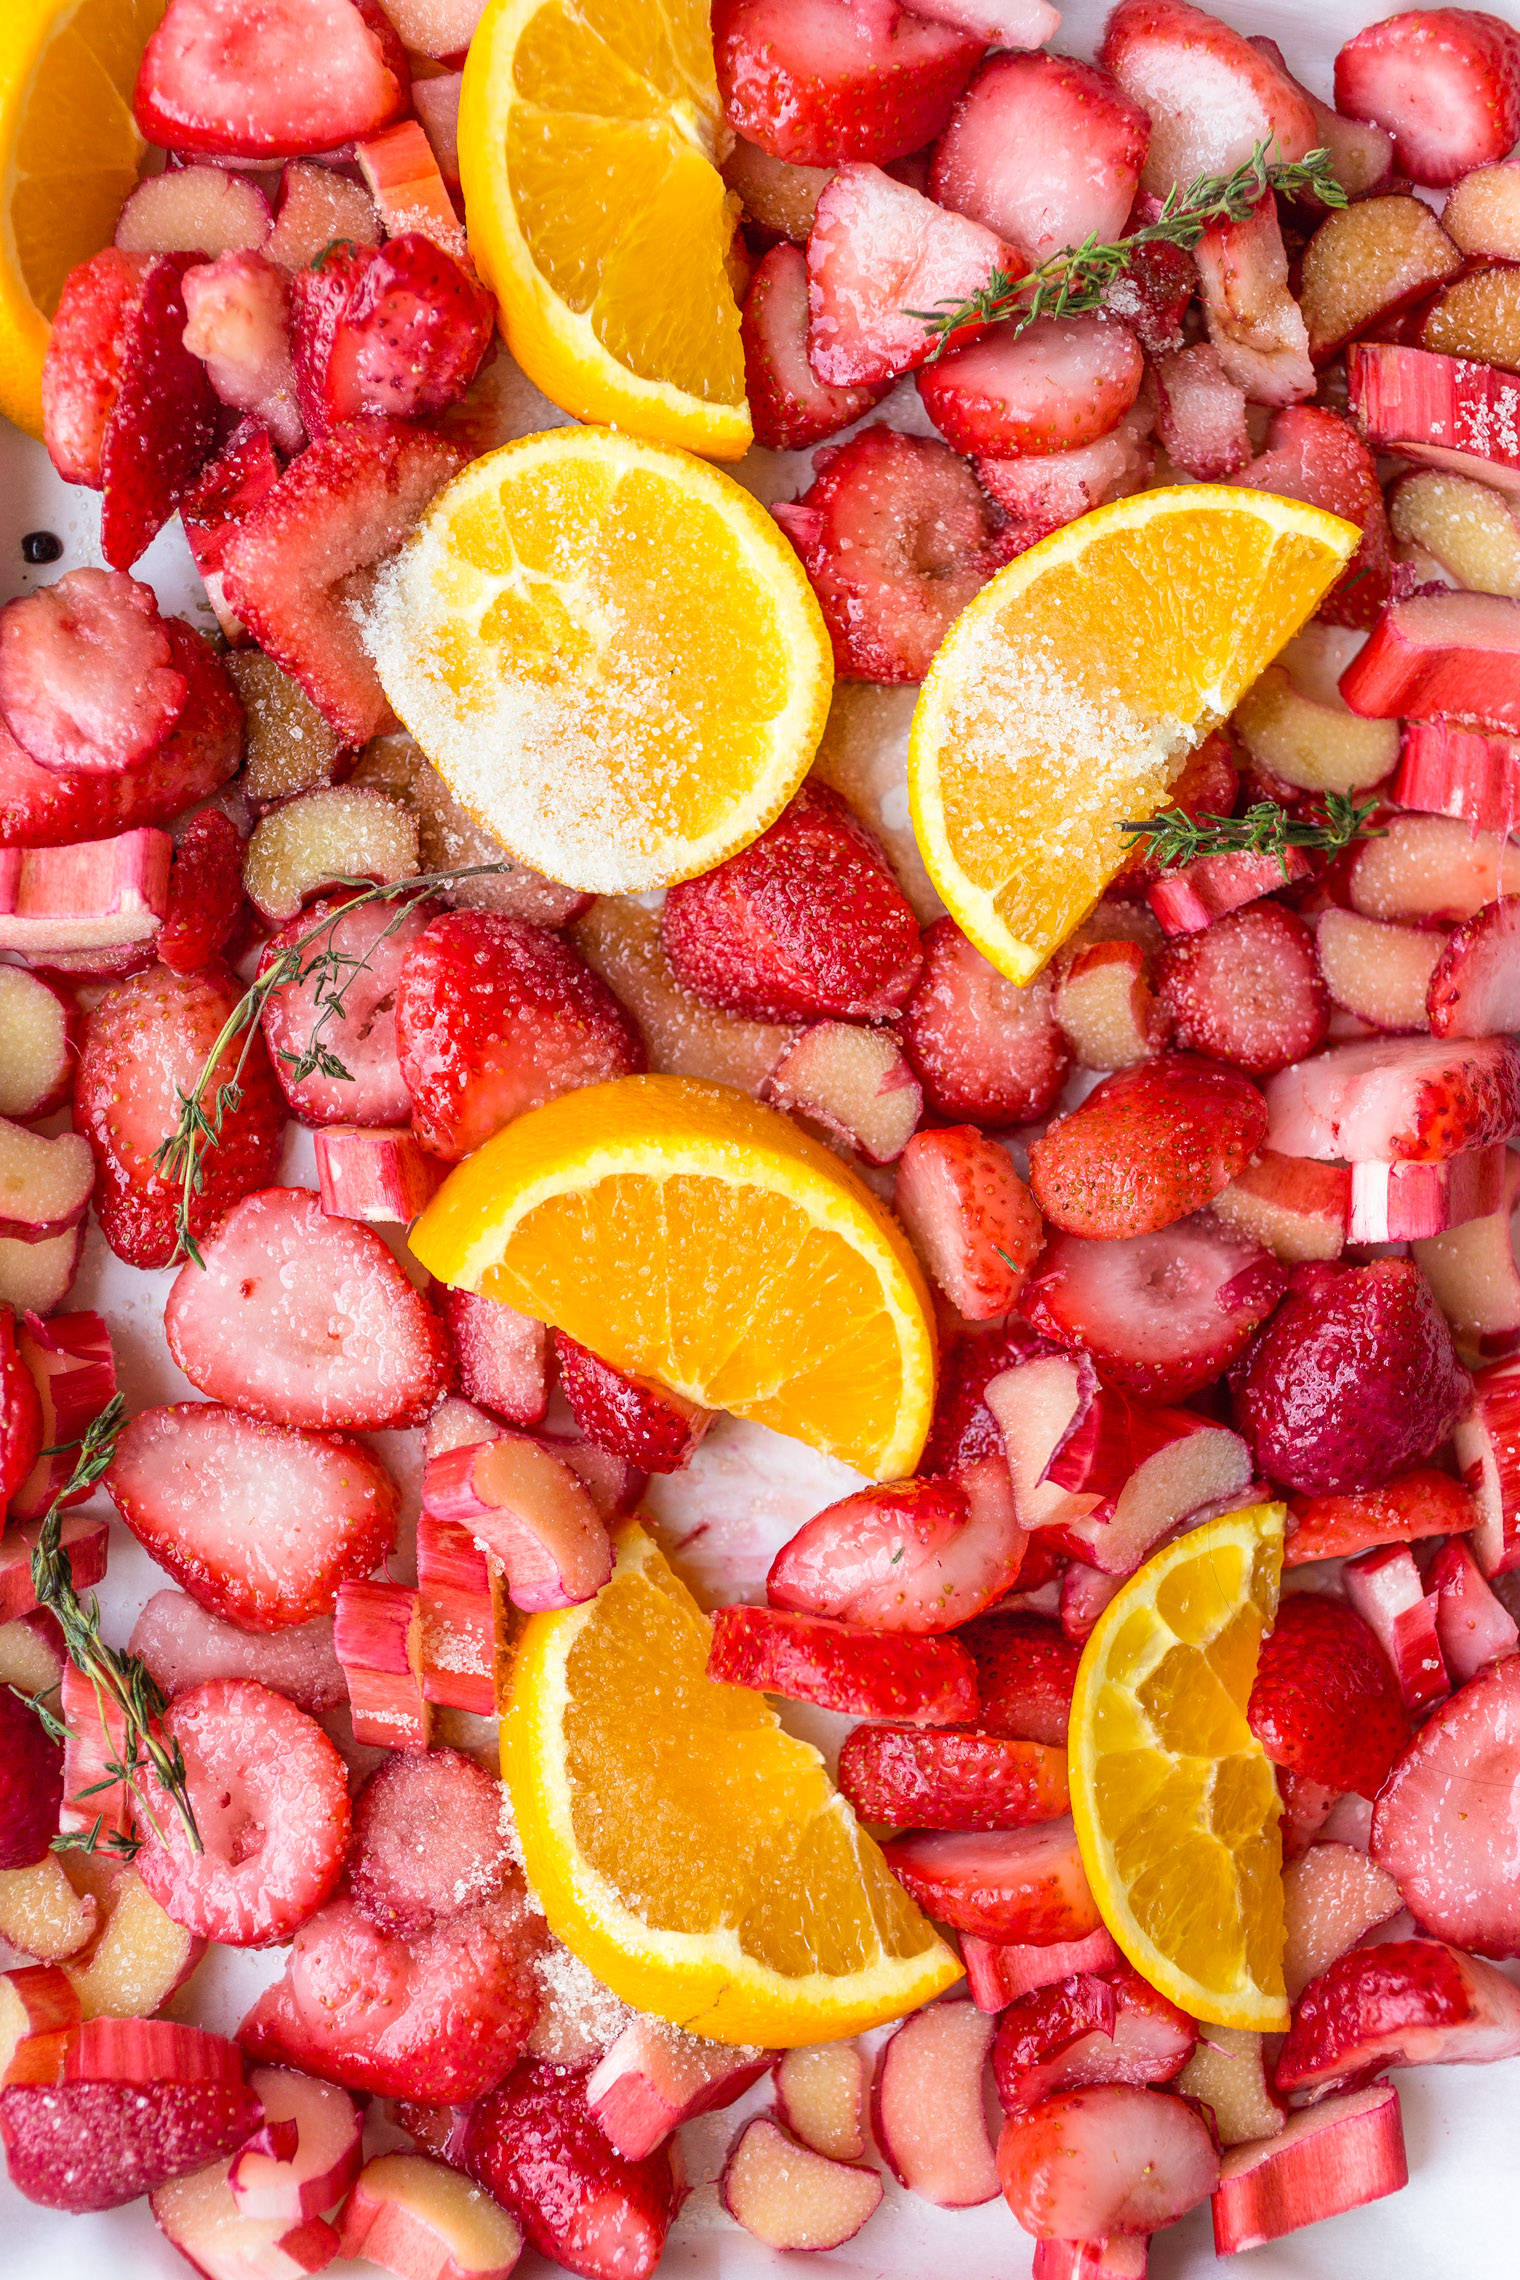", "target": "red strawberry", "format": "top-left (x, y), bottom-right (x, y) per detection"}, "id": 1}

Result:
top-left (958, 1611), bottom-right (1081, 1749)
top-left (0, 1685), bottom-right (63, 1871)
top-left (1028, 1053), bottom-right (1268, 1239)
top-left (158, 810), bottom-right (246, 976)
top-left (259, 894), bottom-right (435, 1128)
top-left (1232, 407), bottom-right (1392, 629)
top-left (740, 241), bottom-right (889, 450)
top-left (930, 52), bottom-right (1149, 267)
top-left (837, 1725), bottom-right (1068, 1830)
top-left (1264, 1034), bottom-right (1520, 1164)
top-left (993, 1966), bottom-right (1196, 2110)
top-left (552, 1334), bottom-right (709, 1475)
top-left (1153, 341), bottom-right (1250, 480)
top-left (349, 1747), bottom-right (513, 1941)
top-left (1247, 1591), bottom-right (1412, 1798)
top-left (919, 314), bottom-right (1145, 460)
top-left (133, 1678), bottom-right (350, 1947)
top-left (181, 251), bottom-right (304, 454)
top-left (880, 1818), bottom-right (1101, 1942)
top-left (1285, 1468), bottom-right (1475, 1567)
top-left (463, 2060), bottom-right (678, 2280)
top-left (179, 418), bottom-right (283, 642)
top-left (1232, 1259), bottom-right (1472, 1495)
top-left (767, 1474), bottom-right (1020, 1633)
top-left (707, 1603), bottom-right (979, 1723)
top-left (0, 569), bottom-right (189, 776)
top-left (105, 1402), bottom-right (399, 1632)
top-left (712, 0), bottom-right (984, 168)
top-left (1100, 0), bottom-right (1317, 197)
top-left (395, 910), bottom-right (645, 1161)
top-left (1104, 236), bottom-right (1195, 360)
top-left (1334, 8), bottom-right (1520, 187)
top-left (902, 917), bottom-right (1068, 1128)
top-left (134, 0), bottom-right (409, 160)
top-left (75, 964), bottom-right (285, 1269)
top-left (1155, 901), bottom-right (1328, 1078)
top-left (1275, 1937), bottom-right (1520, 2097)
top-left (1372, 1654), bottom-right (1520, 1956)
top-left (661, 779), bottom-right (921, 1021)
top-left (165, 1187), bottom-right (452, 1431)
top-left (41, 249), bottom-right (150, 489)
top-left (772, 427), bottom-right (1011, 682)
top-left (997, 2083), bottom-right (1218, 2240)
top-left (894, 1125), bottom-right (1044, 1321)
top-left (218, 417), bottom-right (464, 747)
top-left (805, 162), bottom-right (1018, 388)
top-left (0, 1306), bottom-right (44, 1507)
top-left (291, 233), bottom-right (493, 438)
